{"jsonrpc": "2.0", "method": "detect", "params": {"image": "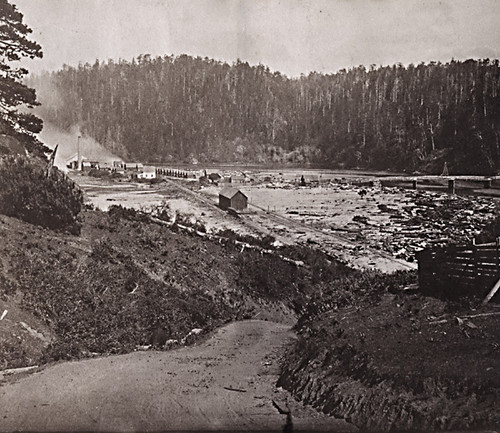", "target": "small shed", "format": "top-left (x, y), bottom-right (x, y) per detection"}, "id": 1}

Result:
top-left (219, 187), bottom-right (248, 211)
